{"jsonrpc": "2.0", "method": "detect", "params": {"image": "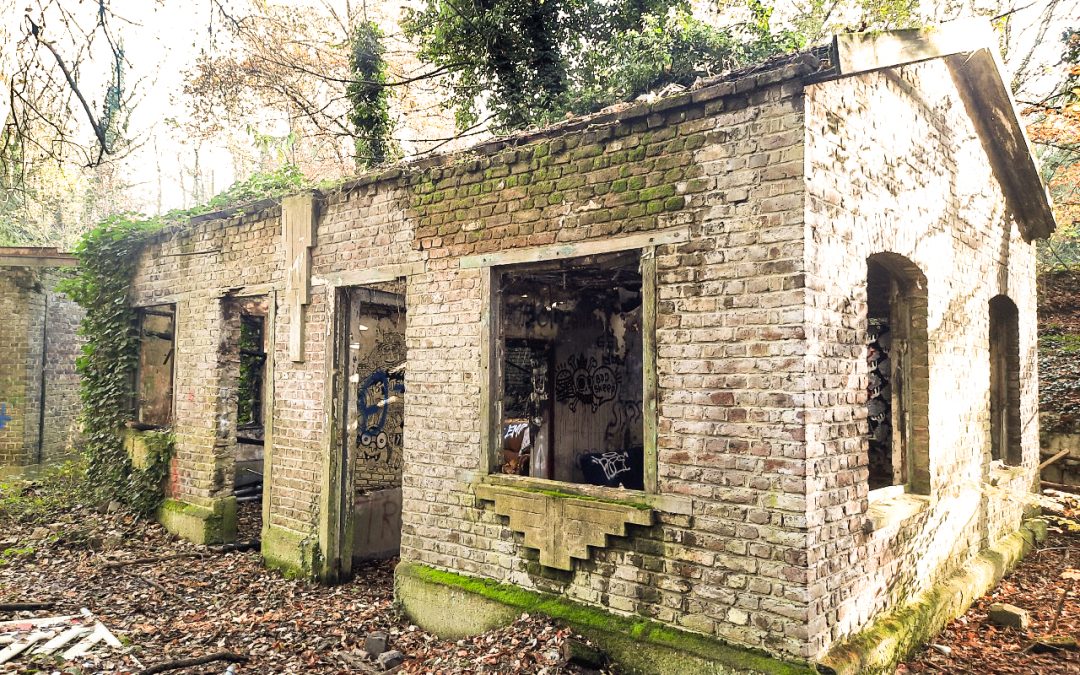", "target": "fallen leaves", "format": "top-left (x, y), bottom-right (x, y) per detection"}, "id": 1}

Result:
top-left (902, 491), bottom-right (1080, 674)
top-left (0, 495), bottom-right (605, 673)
